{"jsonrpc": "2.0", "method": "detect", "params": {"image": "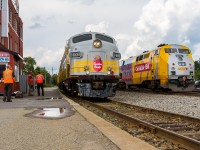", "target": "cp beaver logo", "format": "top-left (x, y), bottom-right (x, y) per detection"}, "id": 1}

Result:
top-left (93, 55), bottom-right (103, 72)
